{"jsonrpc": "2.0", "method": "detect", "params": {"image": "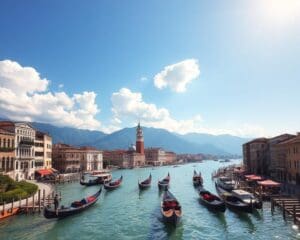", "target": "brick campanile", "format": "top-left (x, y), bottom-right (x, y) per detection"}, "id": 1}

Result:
top-left (136, 122), bottom-right (144, 155)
